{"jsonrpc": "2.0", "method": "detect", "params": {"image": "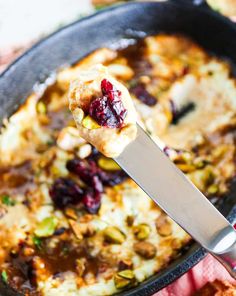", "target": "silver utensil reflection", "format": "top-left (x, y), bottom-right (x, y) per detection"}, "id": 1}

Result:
top-left (115, 125), bottom-right (236, 278)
